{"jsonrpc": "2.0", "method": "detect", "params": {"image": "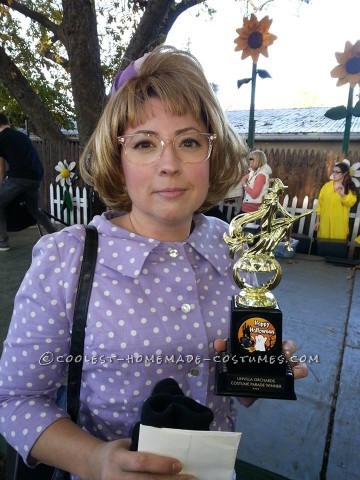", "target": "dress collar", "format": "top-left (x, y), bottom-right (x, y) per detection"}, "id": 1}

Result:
top-left (90, 211), bottom-right (232, 278)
